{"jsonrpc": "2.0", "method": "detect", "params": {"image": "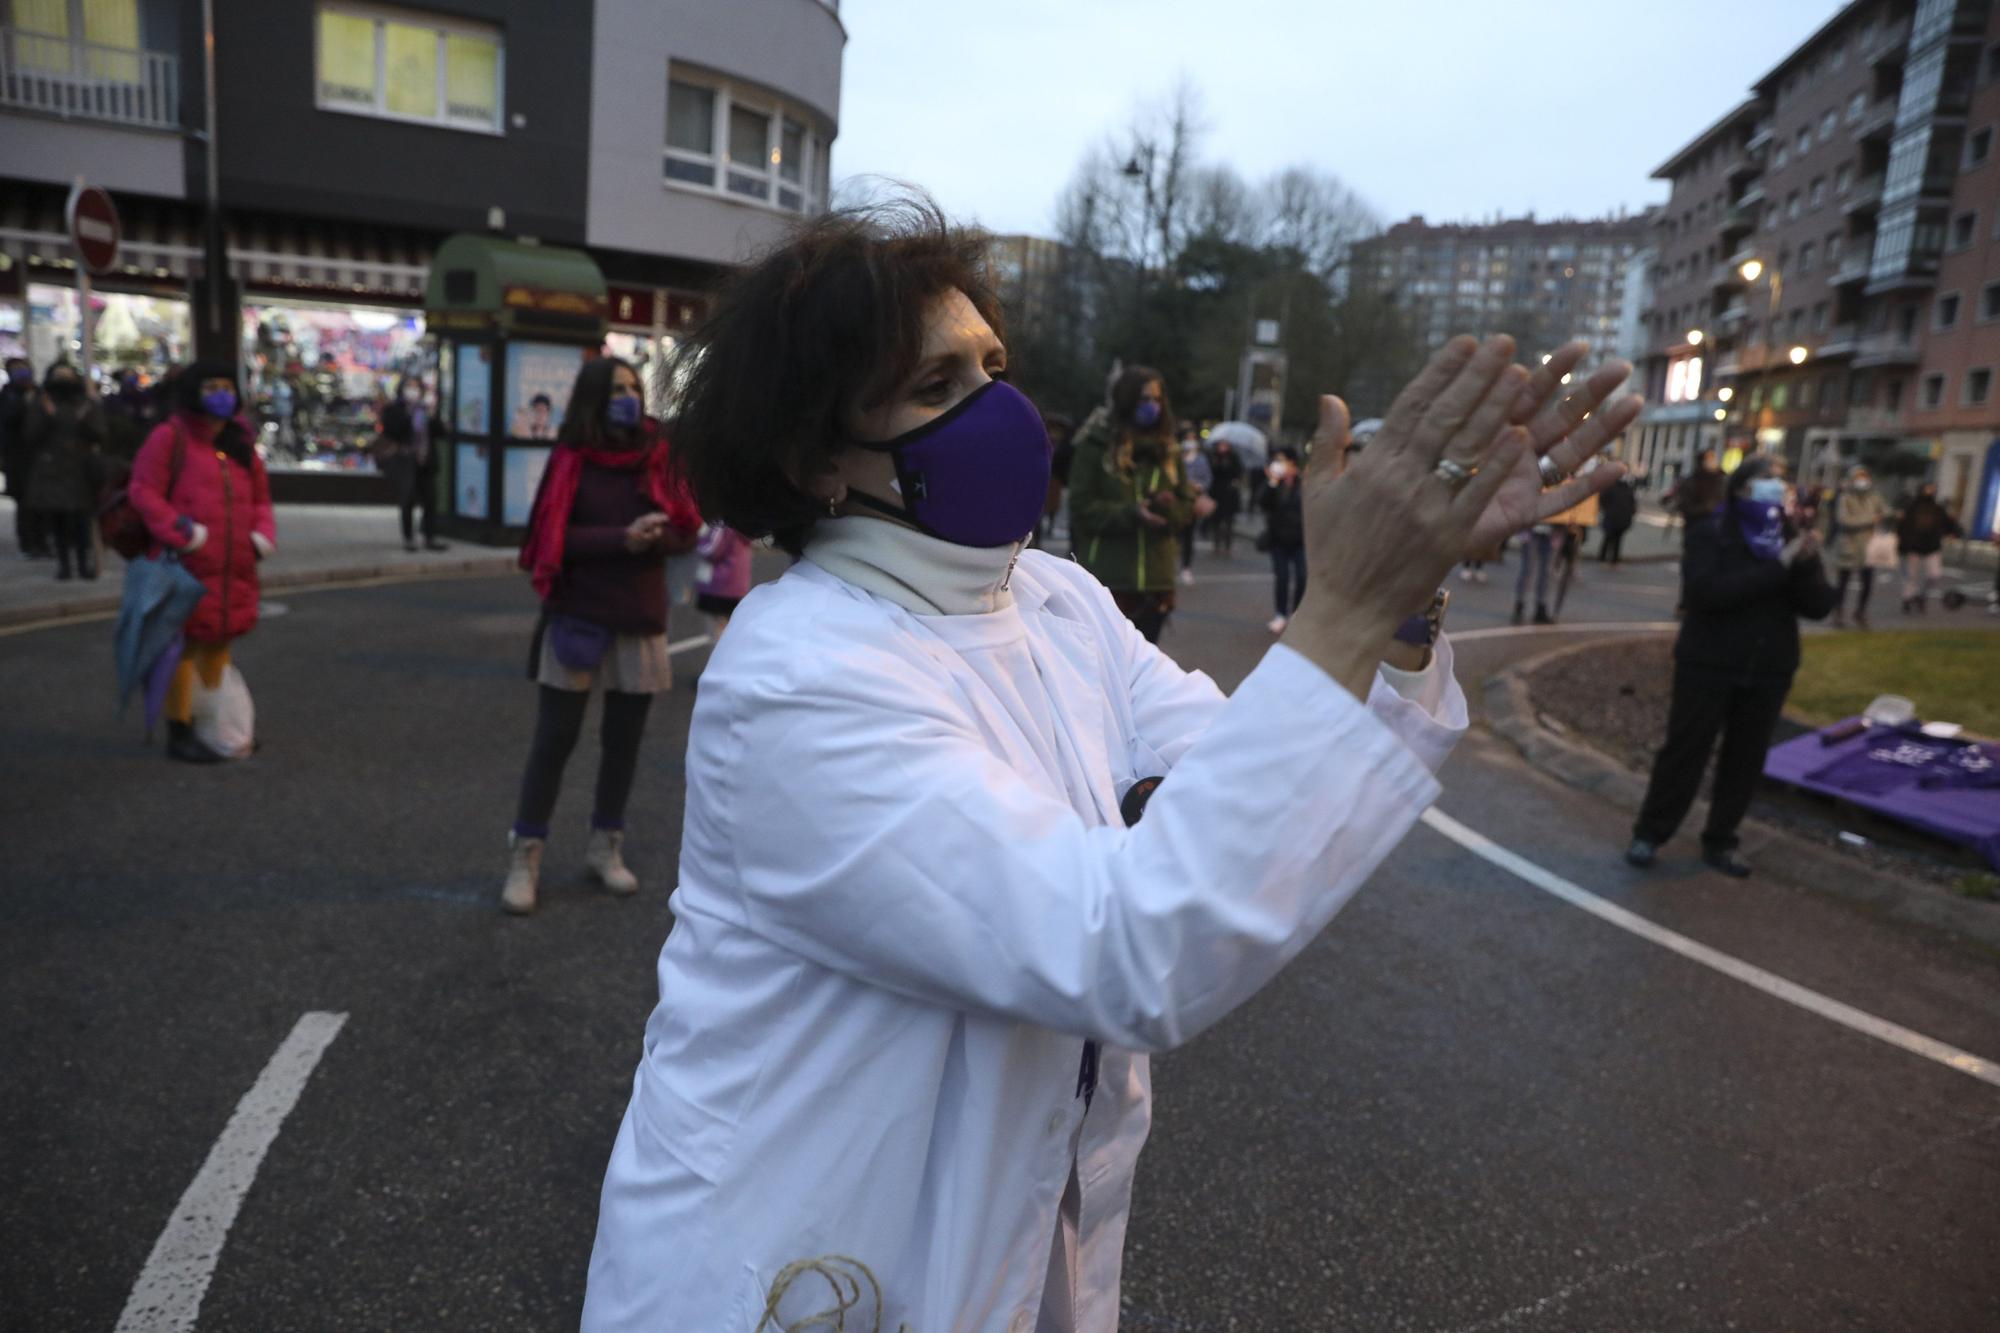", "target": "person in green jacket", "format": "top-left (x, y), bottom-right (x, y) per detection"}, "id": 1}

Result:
top-left (1068, 366), bottom-right (1203, 642)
